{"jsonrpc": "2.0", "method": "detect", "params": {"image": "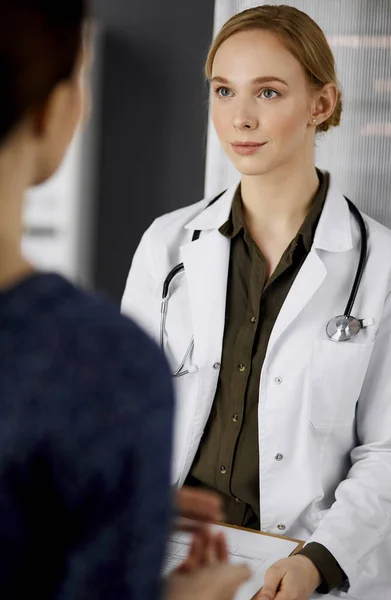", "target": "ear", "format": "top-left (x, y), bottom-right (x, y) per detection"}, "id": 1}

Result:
top-left (32, 80), bottom-right (75, 140)
top-left (310, 83), bottom-right (338, 127)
